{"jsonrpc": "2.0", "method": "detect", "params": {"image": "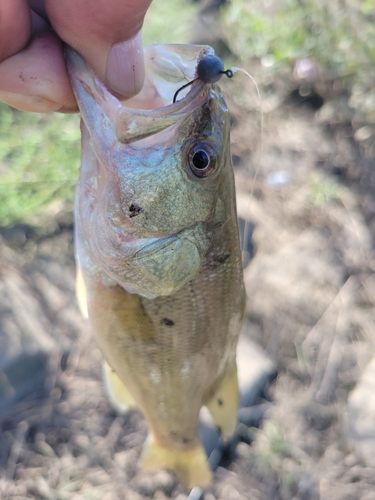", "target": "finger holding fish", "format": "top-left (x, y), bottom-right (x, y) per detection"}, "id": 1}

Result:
top-left (0, 0), bottom-right (152, 112)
